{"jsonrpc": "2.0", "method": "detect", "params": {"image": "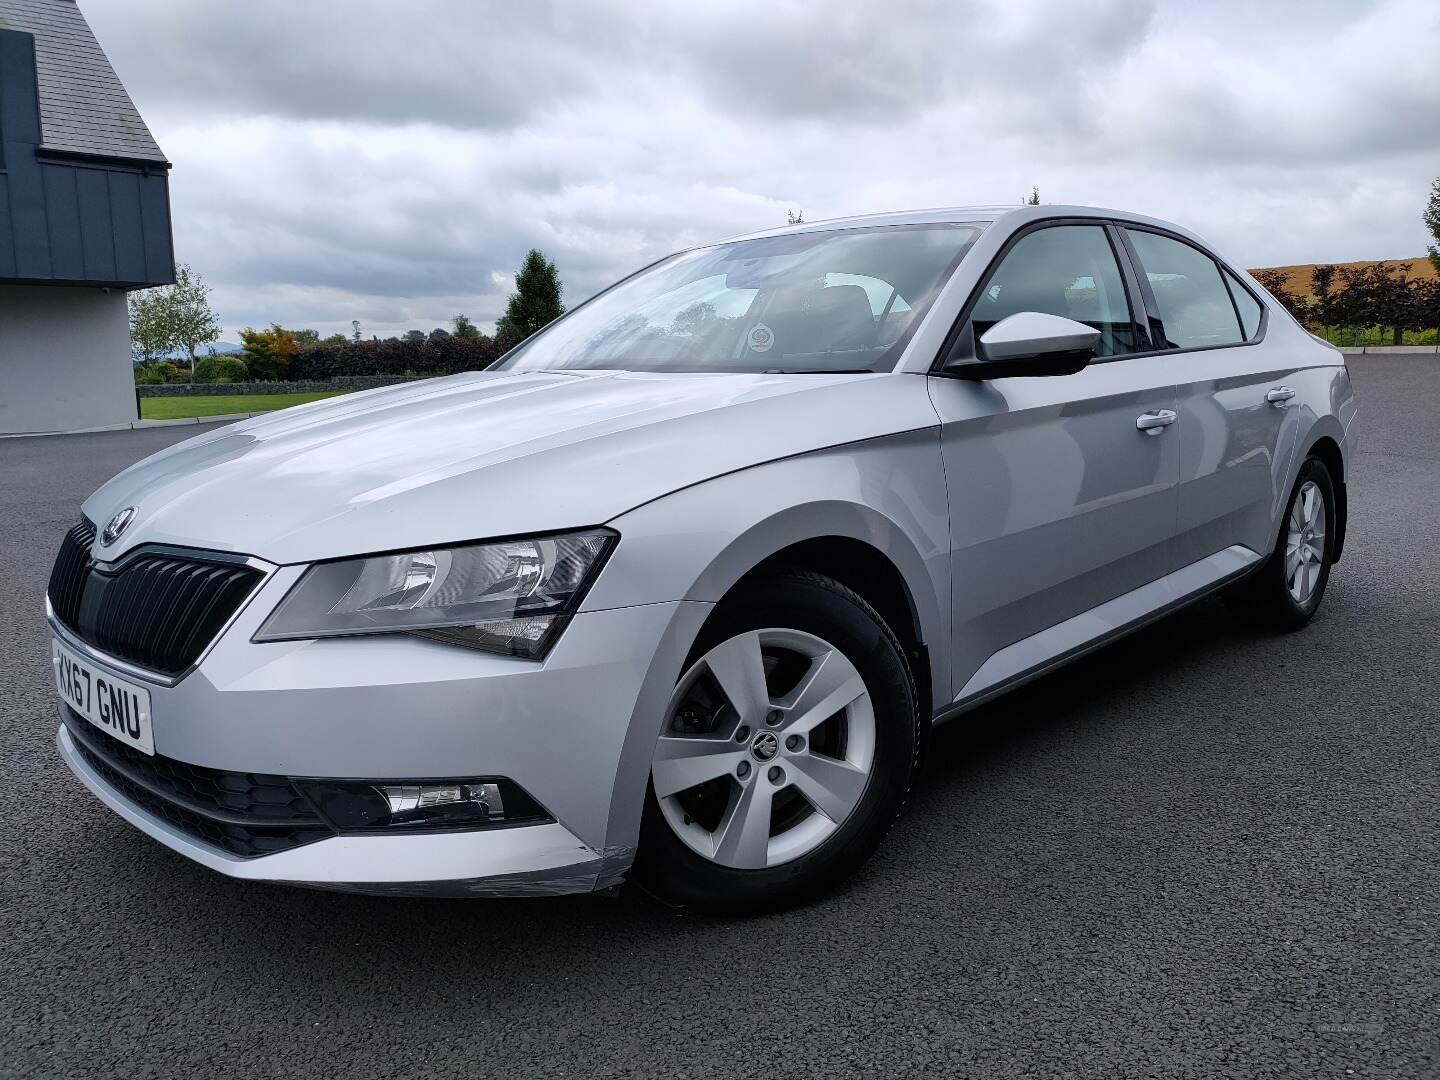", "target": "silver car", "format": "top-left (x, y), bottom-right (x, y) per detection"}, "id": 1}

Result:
top-left (47, 205), bottom-right (1356, 912)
